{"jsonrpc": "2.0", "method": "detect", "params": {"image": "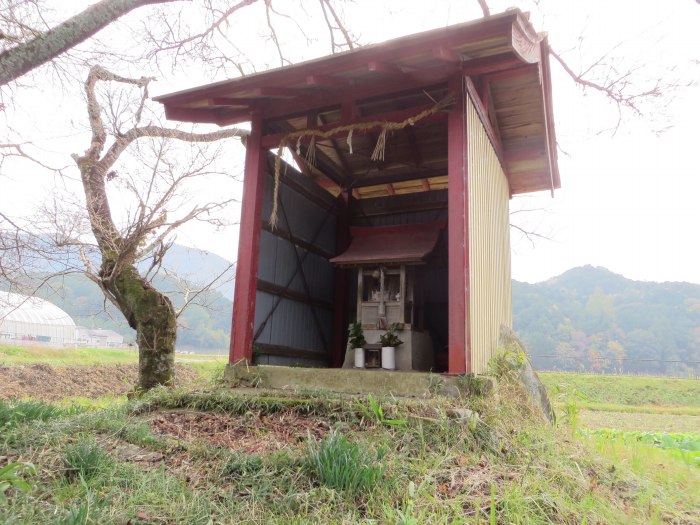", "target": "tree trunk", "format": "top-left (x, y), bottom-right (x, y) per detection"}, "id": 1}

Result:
top-left (105, 264), bottom-right (177, 390)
